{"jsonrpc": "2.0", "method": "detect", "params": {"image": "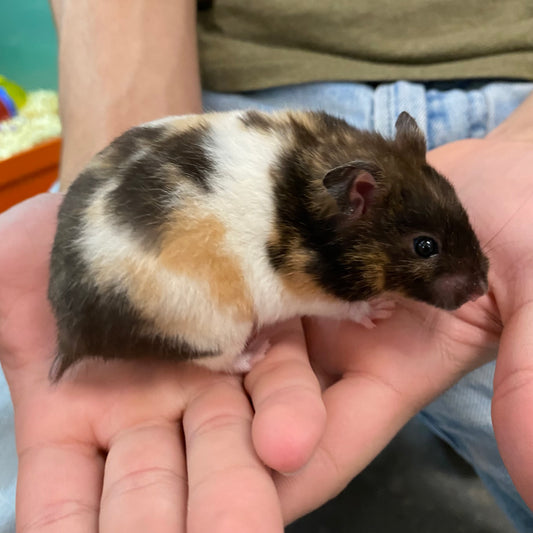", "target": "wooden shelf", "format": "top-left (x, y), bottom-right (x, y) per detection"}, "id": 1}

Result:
top-left (0, 137), bottom-right (61, 213)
